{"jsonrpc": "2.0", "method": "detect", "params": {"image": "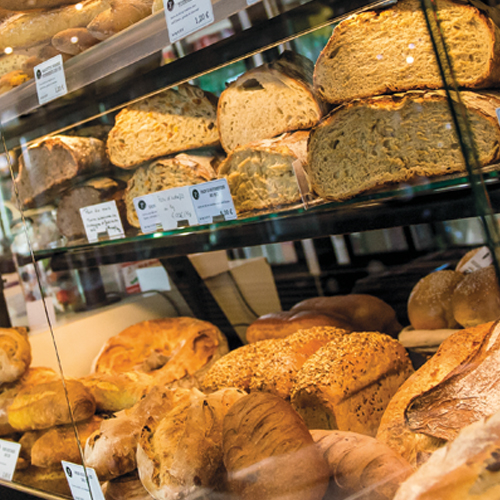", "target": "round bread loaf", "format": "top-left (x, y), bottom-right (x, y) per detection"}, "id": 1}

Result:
top-left (246, 310), bottom-right (353, 343)
top-left (222, 392), bottom-right (330, 500)
top-left (452, 266), bottom-right (500, 328)
top-left (92, 317), bottom-right (228, 384)
top-left (0, 327), bottom-right (31, 385)
top-left (291, 332), bottom-right (414, 436)
top-left (407, 270), bottom-right (464, 330)
top-left (249, 326), bottom-right (350, 399)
